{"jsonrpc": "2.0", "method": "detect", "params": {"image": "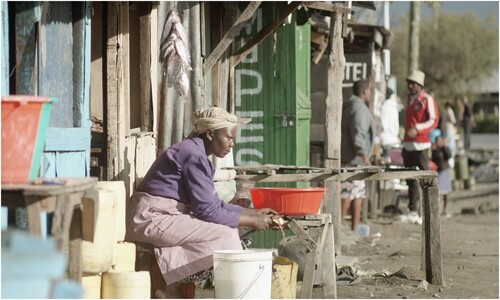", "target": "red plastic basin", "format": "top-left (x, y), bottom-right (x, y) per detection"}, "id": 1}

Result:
top-left (1, 96), bottom-right (49, 184)
top-left (249, 187), bottom-right (325, 215)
